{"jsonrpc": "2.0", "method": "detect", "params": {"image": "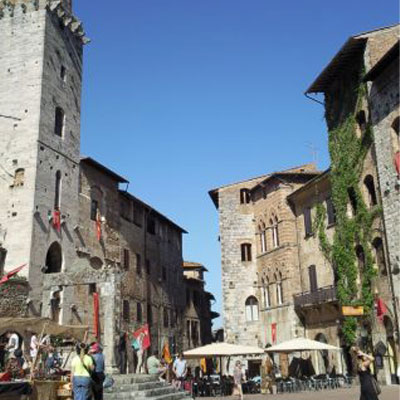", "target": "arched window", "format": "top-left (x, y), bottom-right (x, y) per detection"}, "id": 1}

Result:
top-left (259, 222), bottom-right (267, 253)
top-left (348, 187), bottom-right (358, 216)
top-left (364, 175), bottom-right (377, 207)
top-left (54, 107), bottom-right (65, 137)
top-left (271, 216), bottom-right (280, 248)
top-left (240, 189), bottom-right (251, 204)
top-left (263, 278), bottom-right (271, 308)
top-left (356, 245), bottom-right (365, 271)
top-left (54, 170), bottom-right (61, 209)
top-left (276, 273), bottom-right (283, 305)
top-left (372, 238), bottom-right (387, 275)
top-left (241, 243), bottom-right (252, 262)
top-left (245, 296), bottom-right (259, 321)
top-left (45, 242), bottom-right (62, 273)
top-left (356, 110), bottom-right (367, 134)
